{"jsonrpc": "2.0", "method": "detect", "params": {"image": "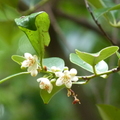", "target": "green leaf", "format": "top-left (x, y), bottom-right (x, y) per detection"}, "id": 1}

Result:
top-left (94, 4), bottom-right (120, 19)
top-left (70, 53), bottom-right (108, 75)
top-left (116, 52), bottom-right (120, 59)
top-left (70, 53), bottom-right (93, 72)
top-left (43, 57), bottom-right (65, 70)
top-left (97, 104), bottom-right (120, 120)
top-left (40, 82), bottom-right (64, 104)
top-left (11, 55), bottom-right (25, 65)
top-left (87, 0), bottom-right (105, 8)
top-left (15, 11), bottom-right (50, 61)
top-left (87, 0), bottom-right (116, 26)
top-left (76, 46), bottom-right (119, 66)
